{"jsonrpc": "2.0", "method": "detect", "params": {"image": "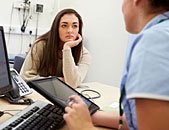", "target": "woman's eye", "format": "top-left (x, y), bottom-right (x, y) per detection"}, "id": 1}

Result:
top-left (61, 25), bottom-right (67, 28)
top-left (73, 25), bottom-right (78, 28)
